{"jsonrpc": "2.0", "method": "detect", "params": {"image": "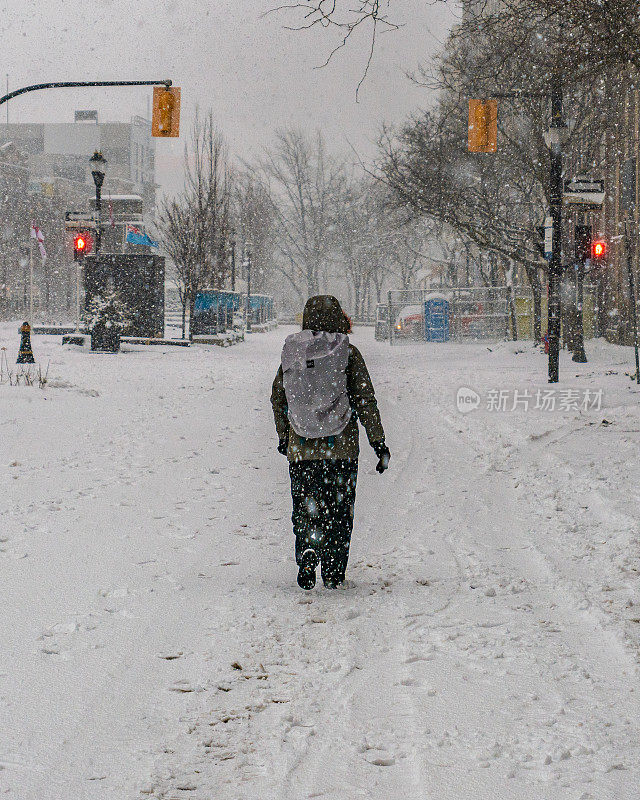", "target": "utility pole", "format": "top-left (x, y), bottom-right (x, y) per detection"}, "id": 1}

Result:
top-left (625, 220), bottom-right (640, 383)
top-left (75, 262), bottom-right (81, 333)
top-left (547, 73), bottom-right (566, 383)
top-left (29, 237), bottom-right (34, 323)
top-left (571, 220), bottom-right (590, 363)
